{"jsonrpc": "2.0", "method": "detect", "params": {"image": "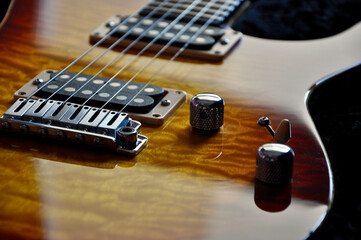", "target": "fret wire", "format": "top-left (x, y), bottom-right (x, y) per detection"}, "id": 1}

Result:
top-left (101, 0), bottom-right (226, 111)
top-left (64, 0), bottom-right (191, 104)
top-left (41, 0), bottom-right (177, 103)
top-left (119, 0), bottom-right (232, 113)
top-left (82, 0), bottom-right (208, 106)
